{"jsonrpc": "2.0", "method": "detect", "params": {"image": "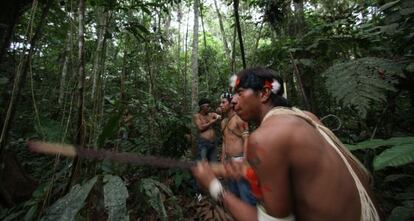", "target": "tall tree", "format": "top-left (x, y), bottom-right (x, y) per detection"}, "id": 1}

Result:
top-left (233, 0), bottom-right (246, 69)
top-left (191, 0), bottom-right (200, 112)
top-left (0, 0), bottom-right (52, 153)
top-left (65, 0), bottom-right (86, 193)
top-left (213, 0), bottom-right (231, 62)
top-left (58, 29), bottom-right (73, 107)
